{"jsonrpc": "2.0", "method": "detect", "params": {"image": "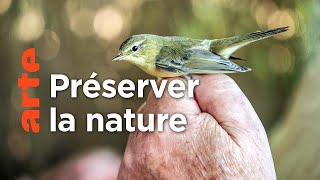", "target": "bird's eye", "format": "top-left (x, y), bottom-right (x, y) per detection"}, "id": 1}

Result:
top-left (132, 45), bottom-right (139, 52)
